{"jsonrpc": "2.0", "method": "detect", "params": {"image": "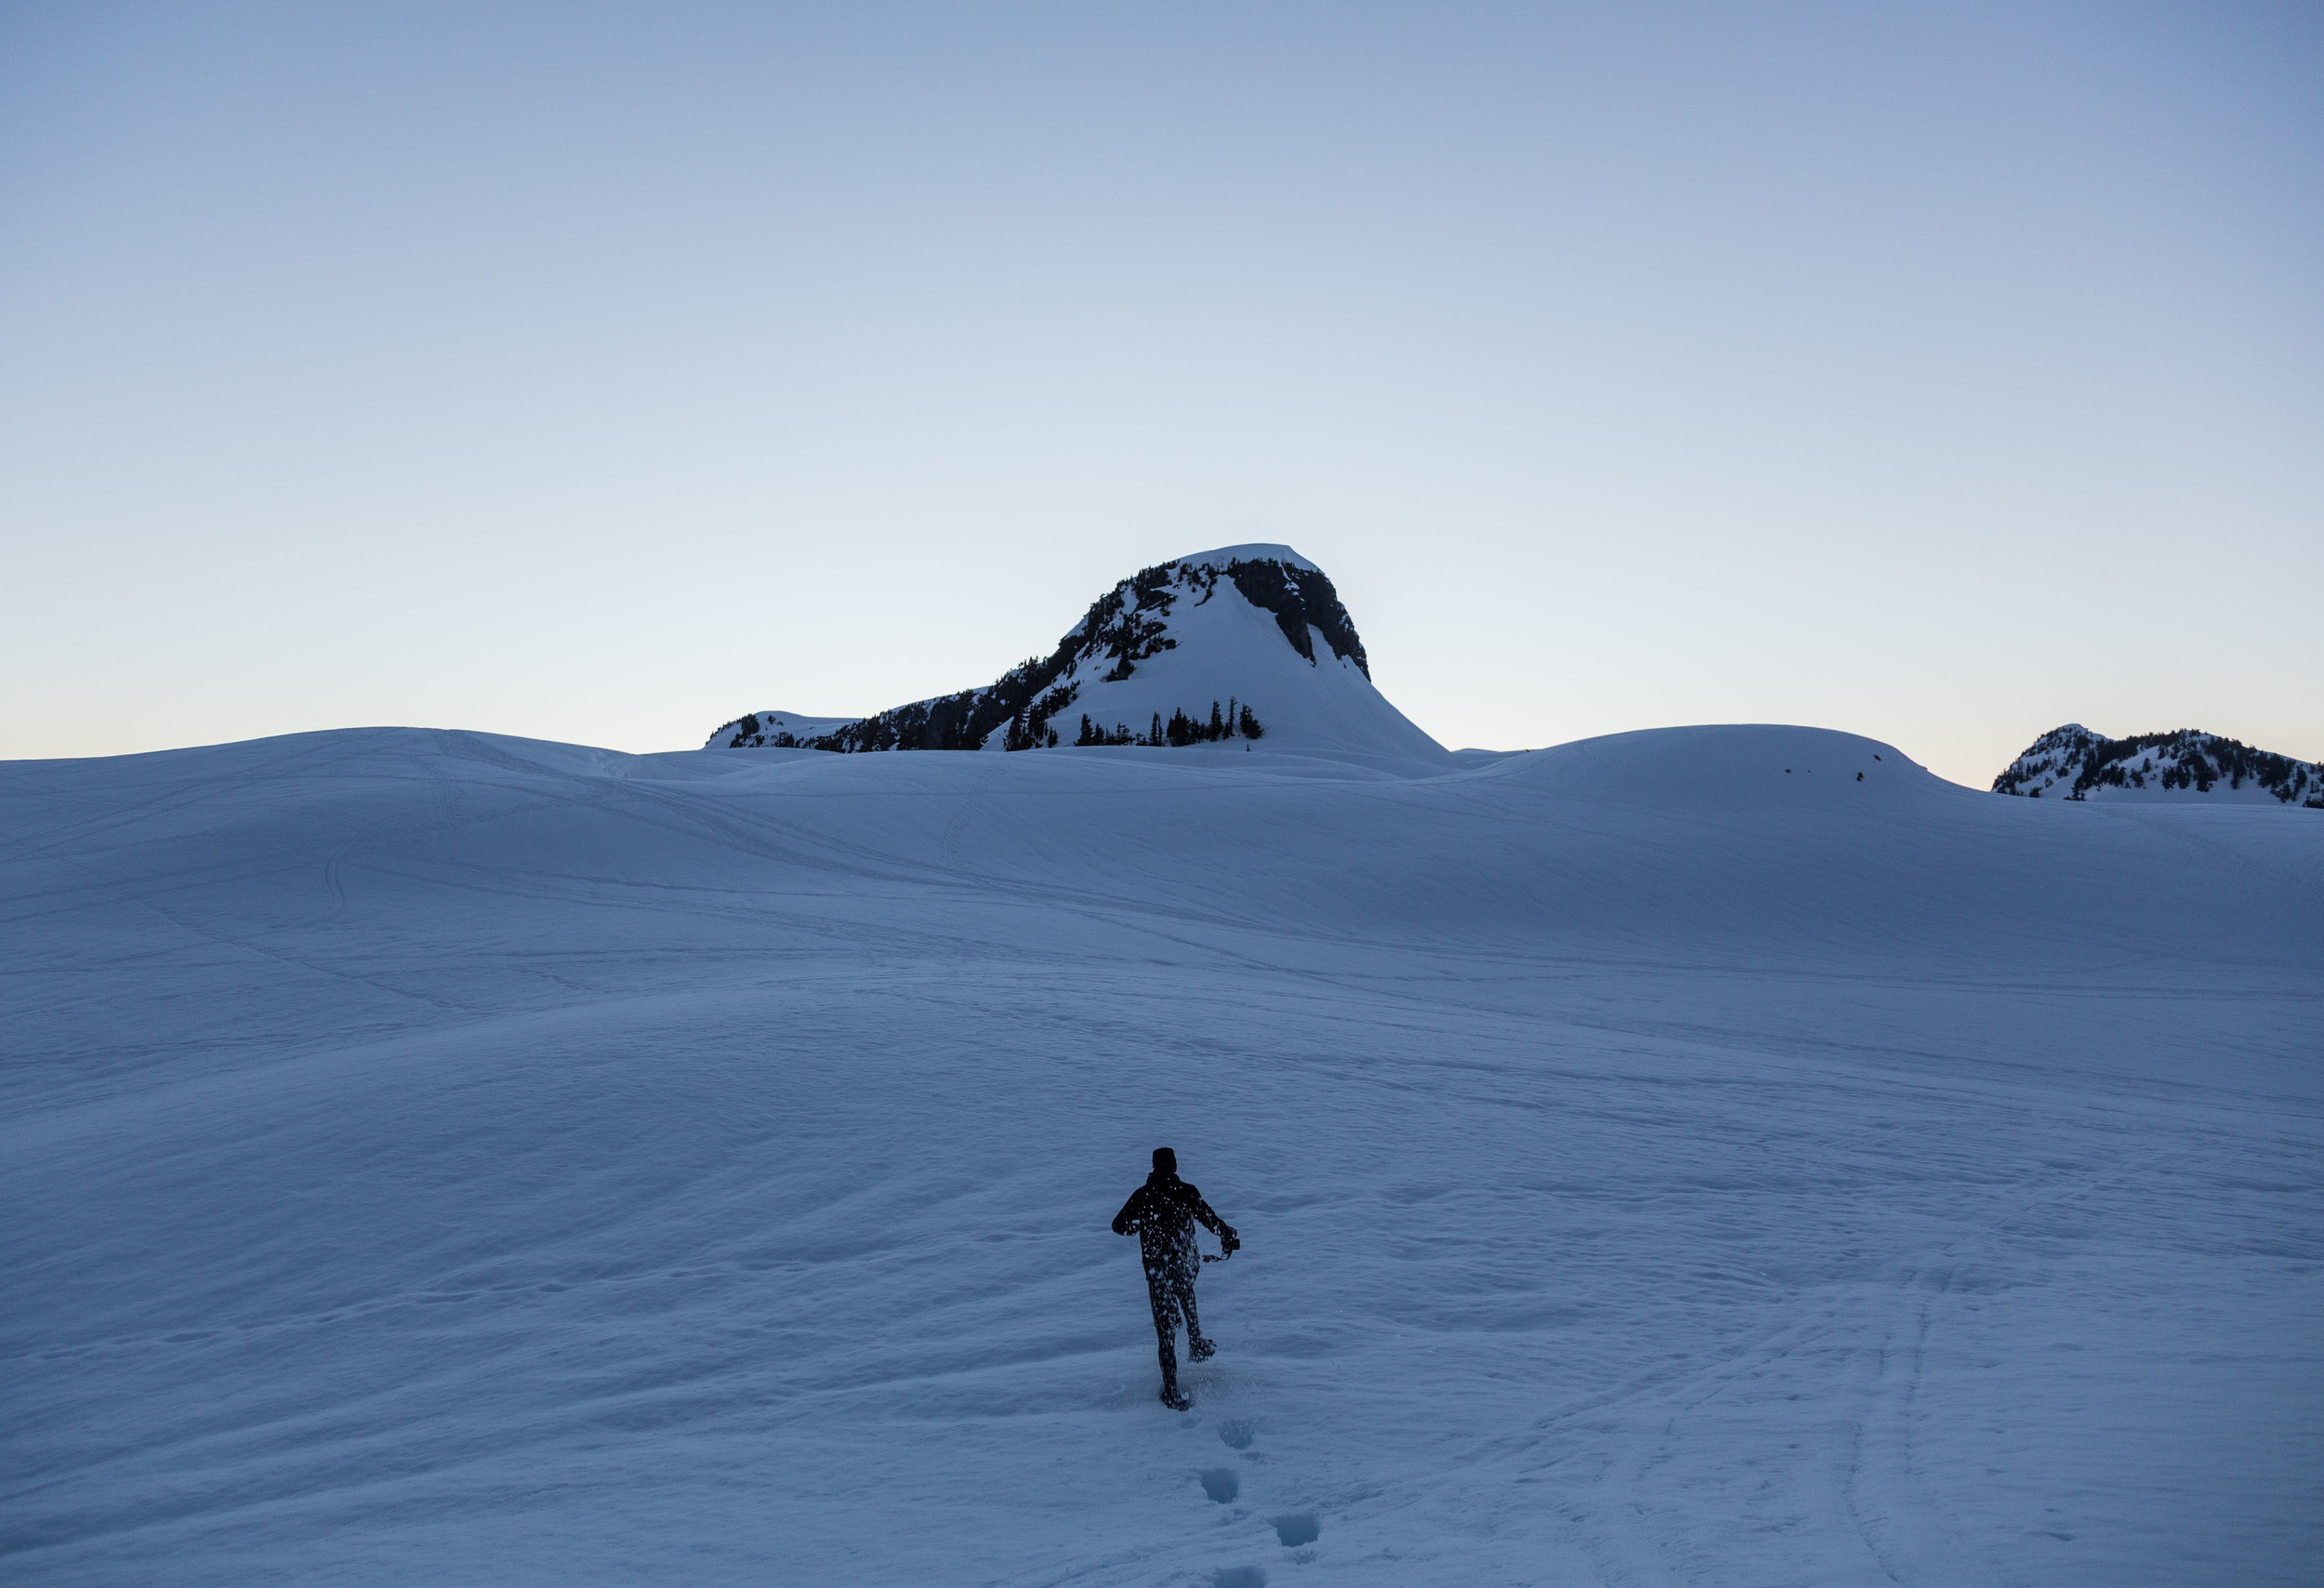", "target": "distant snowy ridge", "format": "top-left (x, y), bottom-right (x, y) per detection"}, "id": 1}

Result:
top-left (706, 710), bottom-right (861, 746)
top-left (1993, 723), bottom-right (2323, 806)
top-left (708, 545), bottom-right (1445, 761)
